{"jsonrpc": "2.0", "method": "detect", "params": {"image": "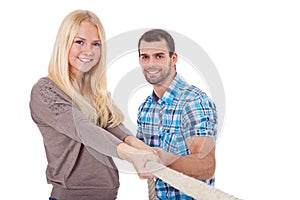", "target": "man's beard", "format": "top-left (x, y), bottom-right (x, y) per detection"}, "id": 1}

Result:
top-left (144, 63), bottom-right (172, 85)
